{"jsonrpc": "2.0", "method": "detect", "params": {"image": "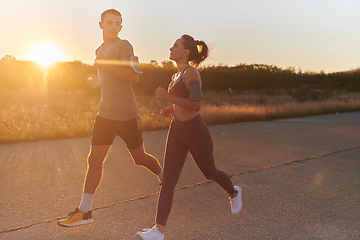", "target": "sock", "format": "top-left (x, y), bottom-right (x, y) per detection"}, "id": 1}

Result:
top-left (79, 193), bottom-right (94, 213)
